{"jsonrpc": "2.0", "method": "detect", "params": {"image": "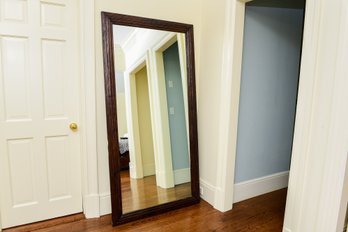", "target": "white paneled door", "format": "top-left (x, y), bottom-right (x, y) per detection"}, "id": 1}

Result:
top-left (0, 0), bottom-right (82, 228)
